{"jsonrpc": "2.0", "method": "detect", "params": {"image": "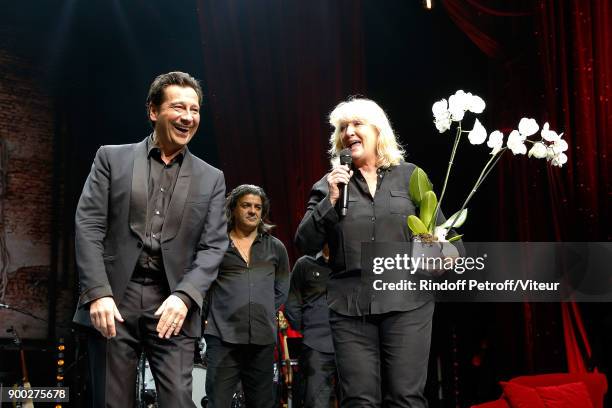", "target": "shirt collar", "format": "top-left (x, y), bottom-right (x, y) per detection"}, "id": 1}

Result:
top-left (229, 231), bottom-right (265, 245)
top-left (147, 135), bottom-right (185, 164)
